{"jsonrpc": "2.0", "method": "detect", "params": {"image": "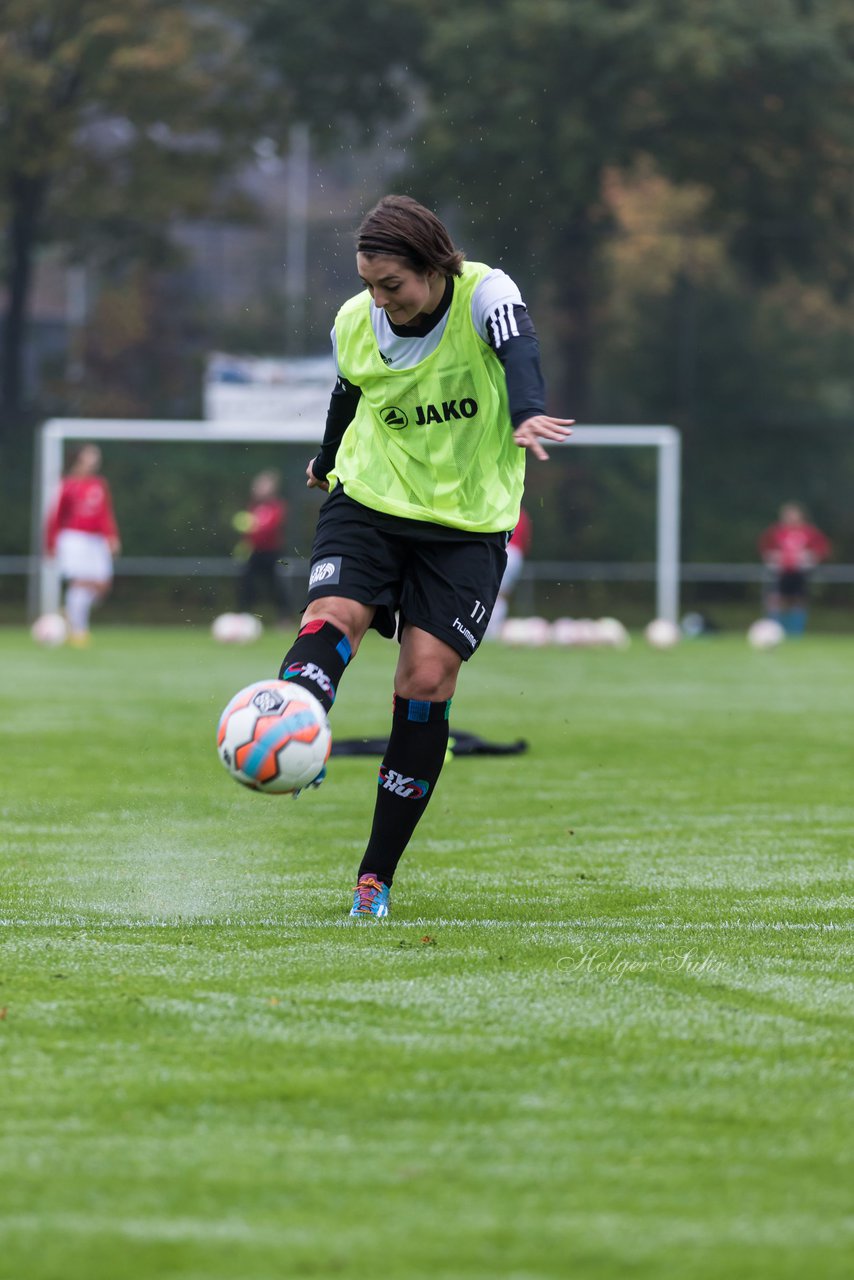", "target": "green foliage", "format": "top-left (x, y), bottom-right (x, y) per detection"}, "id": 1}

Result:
top-left (2, 1), bottom-right (852, 565)
top-left (248, 0), bottom-right (421, 144)
top-left (0, 0), bottom-right (262, 417)
top-left (595, 262), bottom-right (854, 557)
top-left (1, 627), bottom-right (852, 1278)
top-left (0, 1), bottom-right (425, 417)
top-left (398, 0), bottom-right (854, 552)
top-left (403, 0), bottom-right (854, 411)
top-left (648, 0), bottom-right (854, 288)
top-left (0, 0), bottom-right (257, 258)
top-left (409, 0), bottom-right (854, 277)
